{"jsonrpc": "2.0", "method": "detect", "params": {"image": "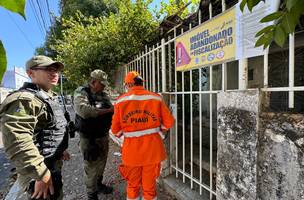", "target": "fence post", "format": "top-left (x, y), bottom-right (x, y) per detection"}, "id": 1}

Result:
top-left (152, 45), bottom-right (156, 92)
top-left (161, 38), bottom-right (166, 92)
top-left (238, 59), bottom-right (248, 90)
